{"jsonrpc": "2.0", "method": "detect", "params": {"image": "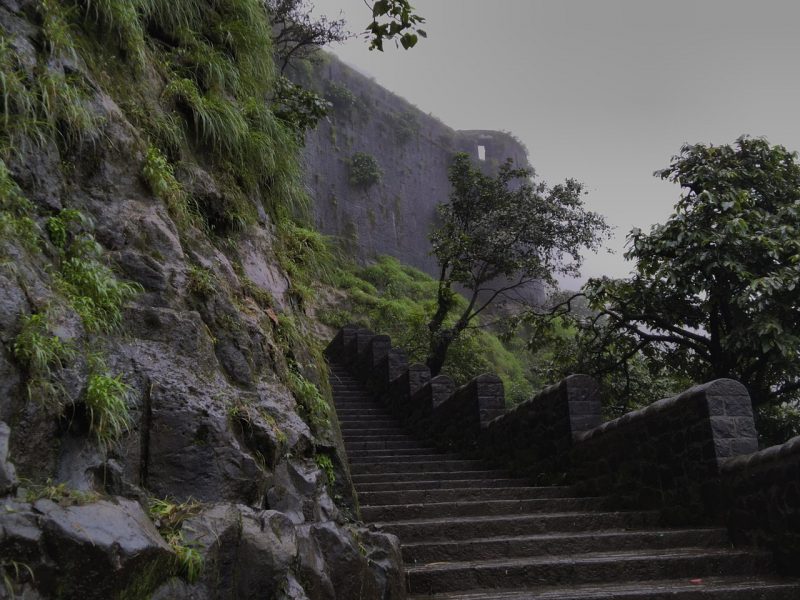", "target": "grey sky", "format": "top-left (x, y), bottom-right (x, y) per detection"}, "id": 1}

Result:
top-left (311, 0), bottom-right (800, 287)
